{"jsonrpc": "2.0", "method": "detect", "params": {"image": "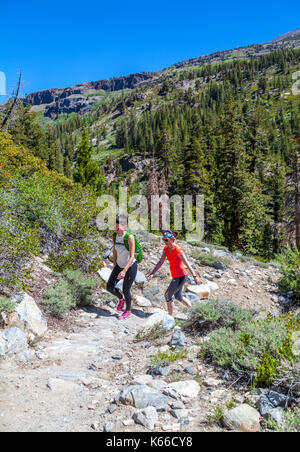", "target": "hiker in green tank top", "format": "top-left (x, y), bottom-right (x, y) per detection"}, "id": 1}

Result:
top-left (106, 215), bottom-right (139, 320)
